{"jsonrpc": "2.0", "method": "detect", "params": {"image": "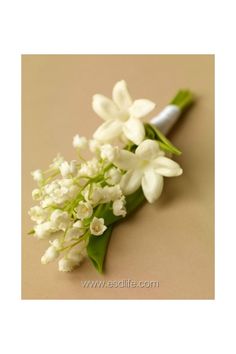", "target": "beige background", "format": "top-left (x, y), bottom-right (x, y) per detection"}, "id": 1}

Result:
top-left (22, 55), bottom-right (214, 299)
